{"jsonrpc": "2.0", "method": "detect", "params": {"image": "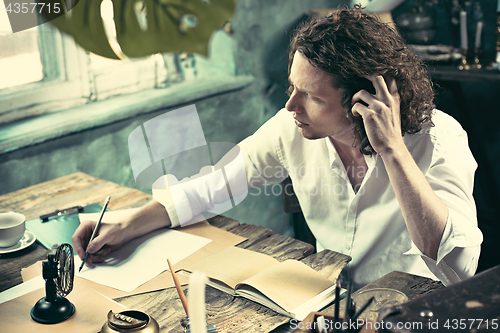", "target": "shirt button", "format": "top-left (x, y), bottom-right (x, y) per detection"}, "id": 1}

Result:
top-left (346, 245), bottom-right (351, 250)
